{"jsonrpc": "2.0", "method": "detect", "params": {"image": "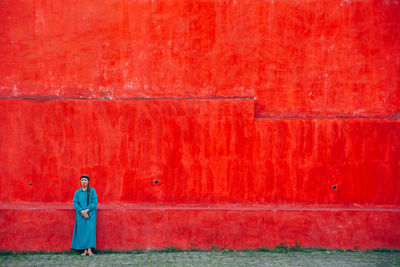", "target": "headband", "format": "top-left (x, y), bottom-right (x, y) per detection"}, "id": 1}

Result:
top-left (80, 174), bottom-right (89, 180)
